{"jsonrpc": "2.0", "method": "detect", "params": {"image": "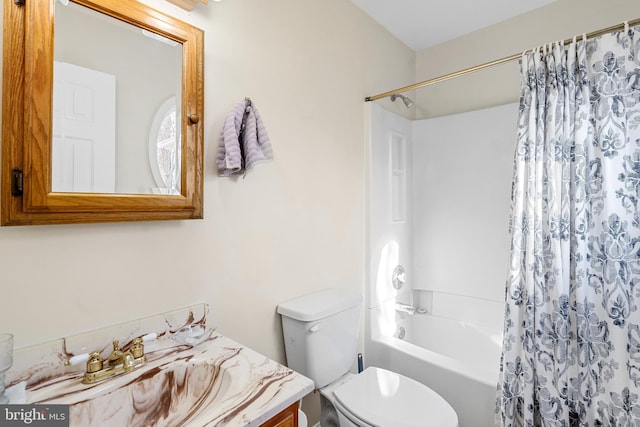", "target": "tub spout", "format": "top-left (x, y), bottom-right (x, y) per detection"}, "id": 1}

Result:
top-left (395, 303), bottom-right (415, 315)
